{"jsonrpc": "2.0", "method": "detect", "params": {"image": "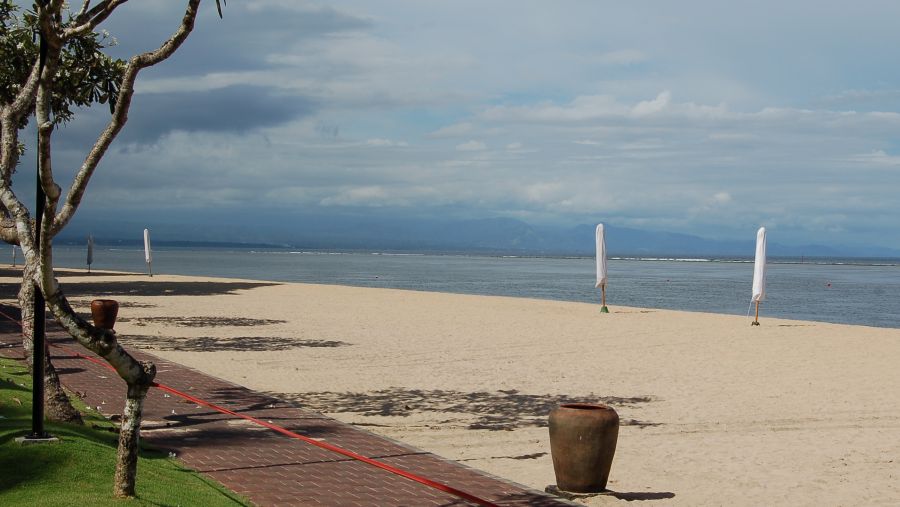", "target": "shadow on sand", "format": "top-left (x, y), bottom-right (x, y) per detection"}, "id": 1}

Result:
top-left (544, 486), bottom-right (676, 503)
top-left (279, 388), bottom-right (658, 431)
top-left (118, 316), bottom-right (286, 327)
top-left (0, 277), bottom-right (279, 301)
top-left (123, 334), bottom-right (350, 352)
